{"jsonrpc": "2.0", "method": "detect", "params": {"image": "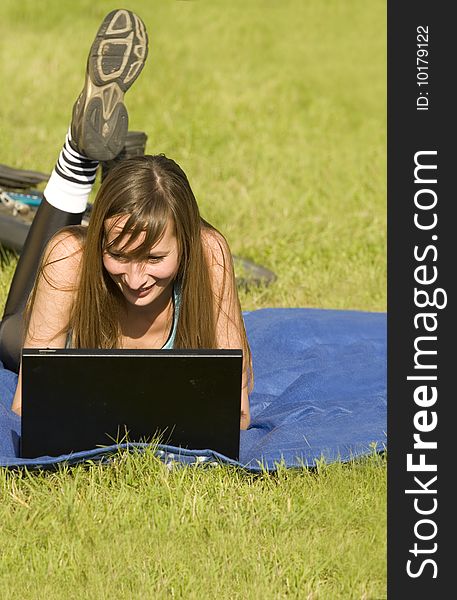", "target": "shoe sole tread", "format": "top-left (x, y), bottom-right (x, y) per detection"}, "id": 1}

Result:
top-left (72, 9), bottom-right (148, 161)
